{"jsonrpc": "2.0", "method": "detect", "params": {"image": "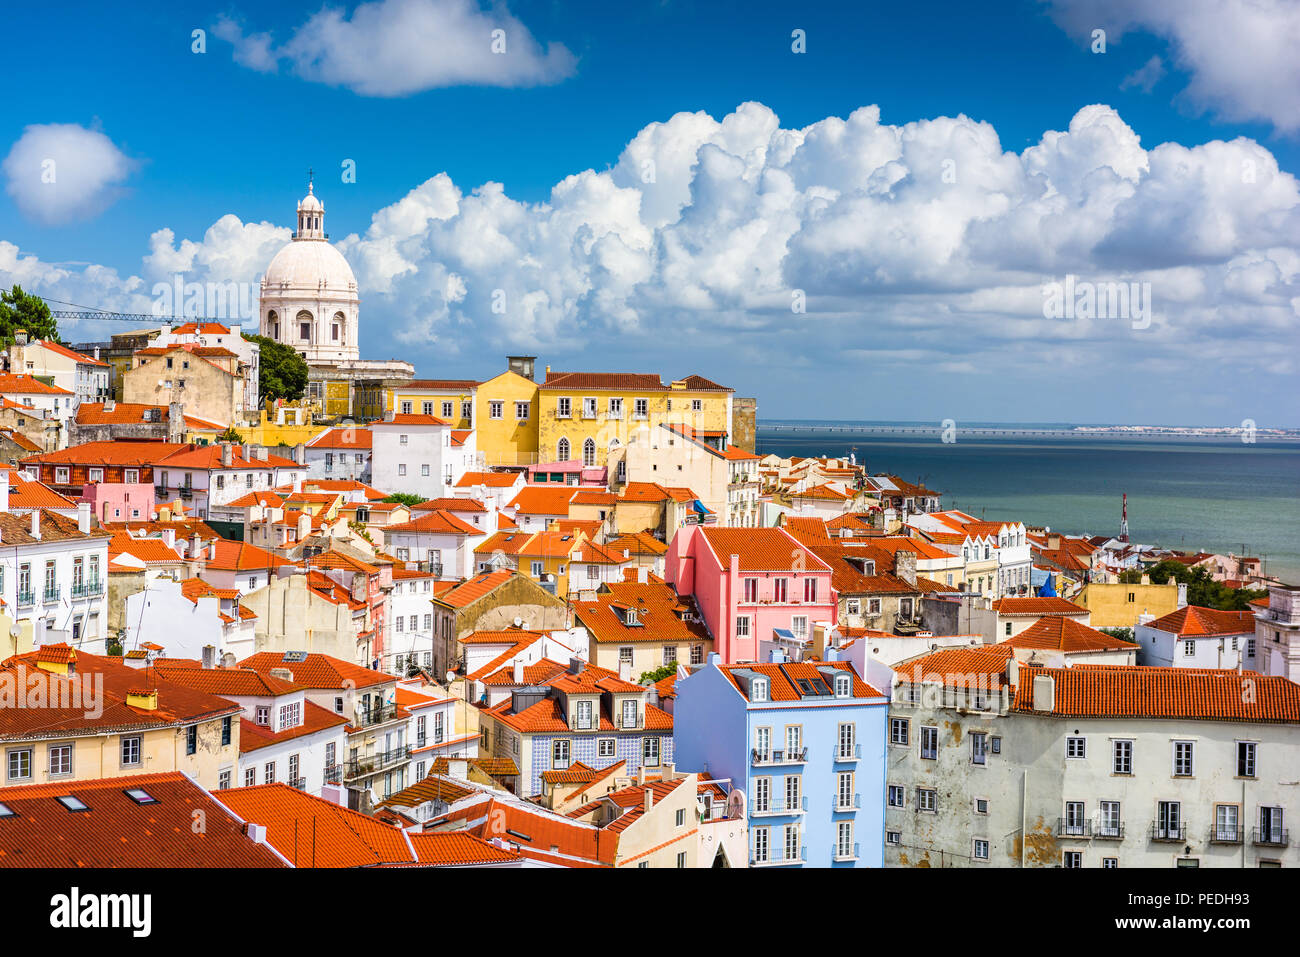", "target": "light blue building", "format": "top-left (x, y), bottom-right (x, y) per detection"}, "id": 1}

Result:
top-left (673, 650), bottom-right (889, 867)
